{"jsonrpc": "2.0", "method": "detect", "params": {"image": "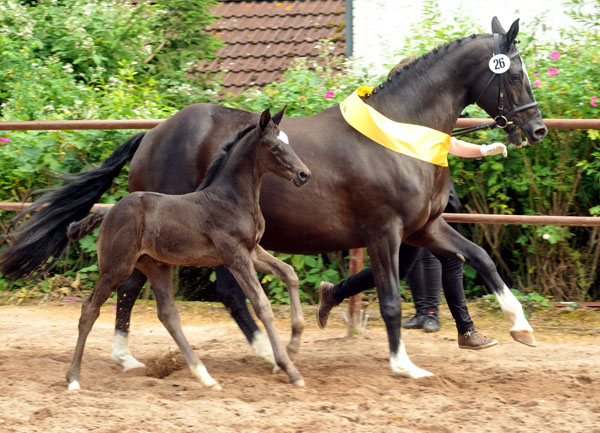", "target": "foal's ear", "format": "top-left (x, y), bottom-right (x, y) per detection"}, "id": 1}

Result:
top-left (271, 105), bottom-right (287, 126)
top-left (259, 109), bottom-right (271, 131)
